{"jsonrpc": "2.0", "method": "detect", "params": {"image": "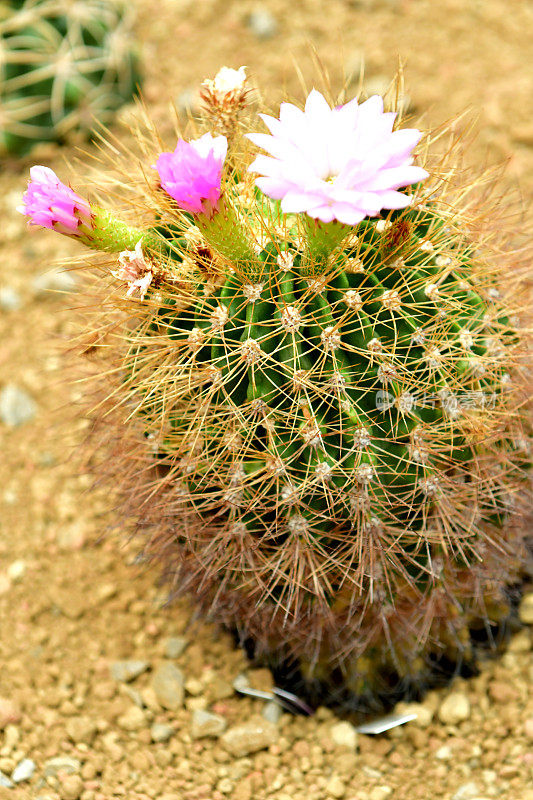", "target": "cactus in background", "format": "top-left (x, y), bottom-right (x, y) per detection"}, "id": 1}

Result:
top-left (0, 0), bottom-right (140, 156)
top-left (19, 70), bottom-right (531, 710)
